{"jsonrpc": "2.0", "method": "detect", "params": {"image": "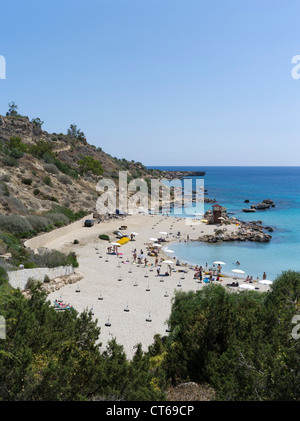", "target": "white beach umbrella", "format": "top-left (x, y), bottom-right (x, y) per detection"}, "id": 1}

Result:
top-left (258, 280), bottom-right (273, 285)
top-left (214, 261), bottom-right (226, 265)
top-left (232, 269), bottom-right (245, 280)
top-left (153, 243), bottom-right (162, 247)
top-left (165, 249), bottom-right (175, 253)
top-left (138, 254), bottom-right (147, 259)
top-left (162, 260), bottom-right (174, 264)
top-left (232, 269), bottom-right (245, 274)
top-left (218, 217), bottom-right (225, 220)
top-left (110, 242), bottom-right (121, 246)
top-left (240, 284), bottom-right (254, 289)
top-left (159, 231), bottom-right (167, 235)
top-left (149, 237), bottom-right (158, 242)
